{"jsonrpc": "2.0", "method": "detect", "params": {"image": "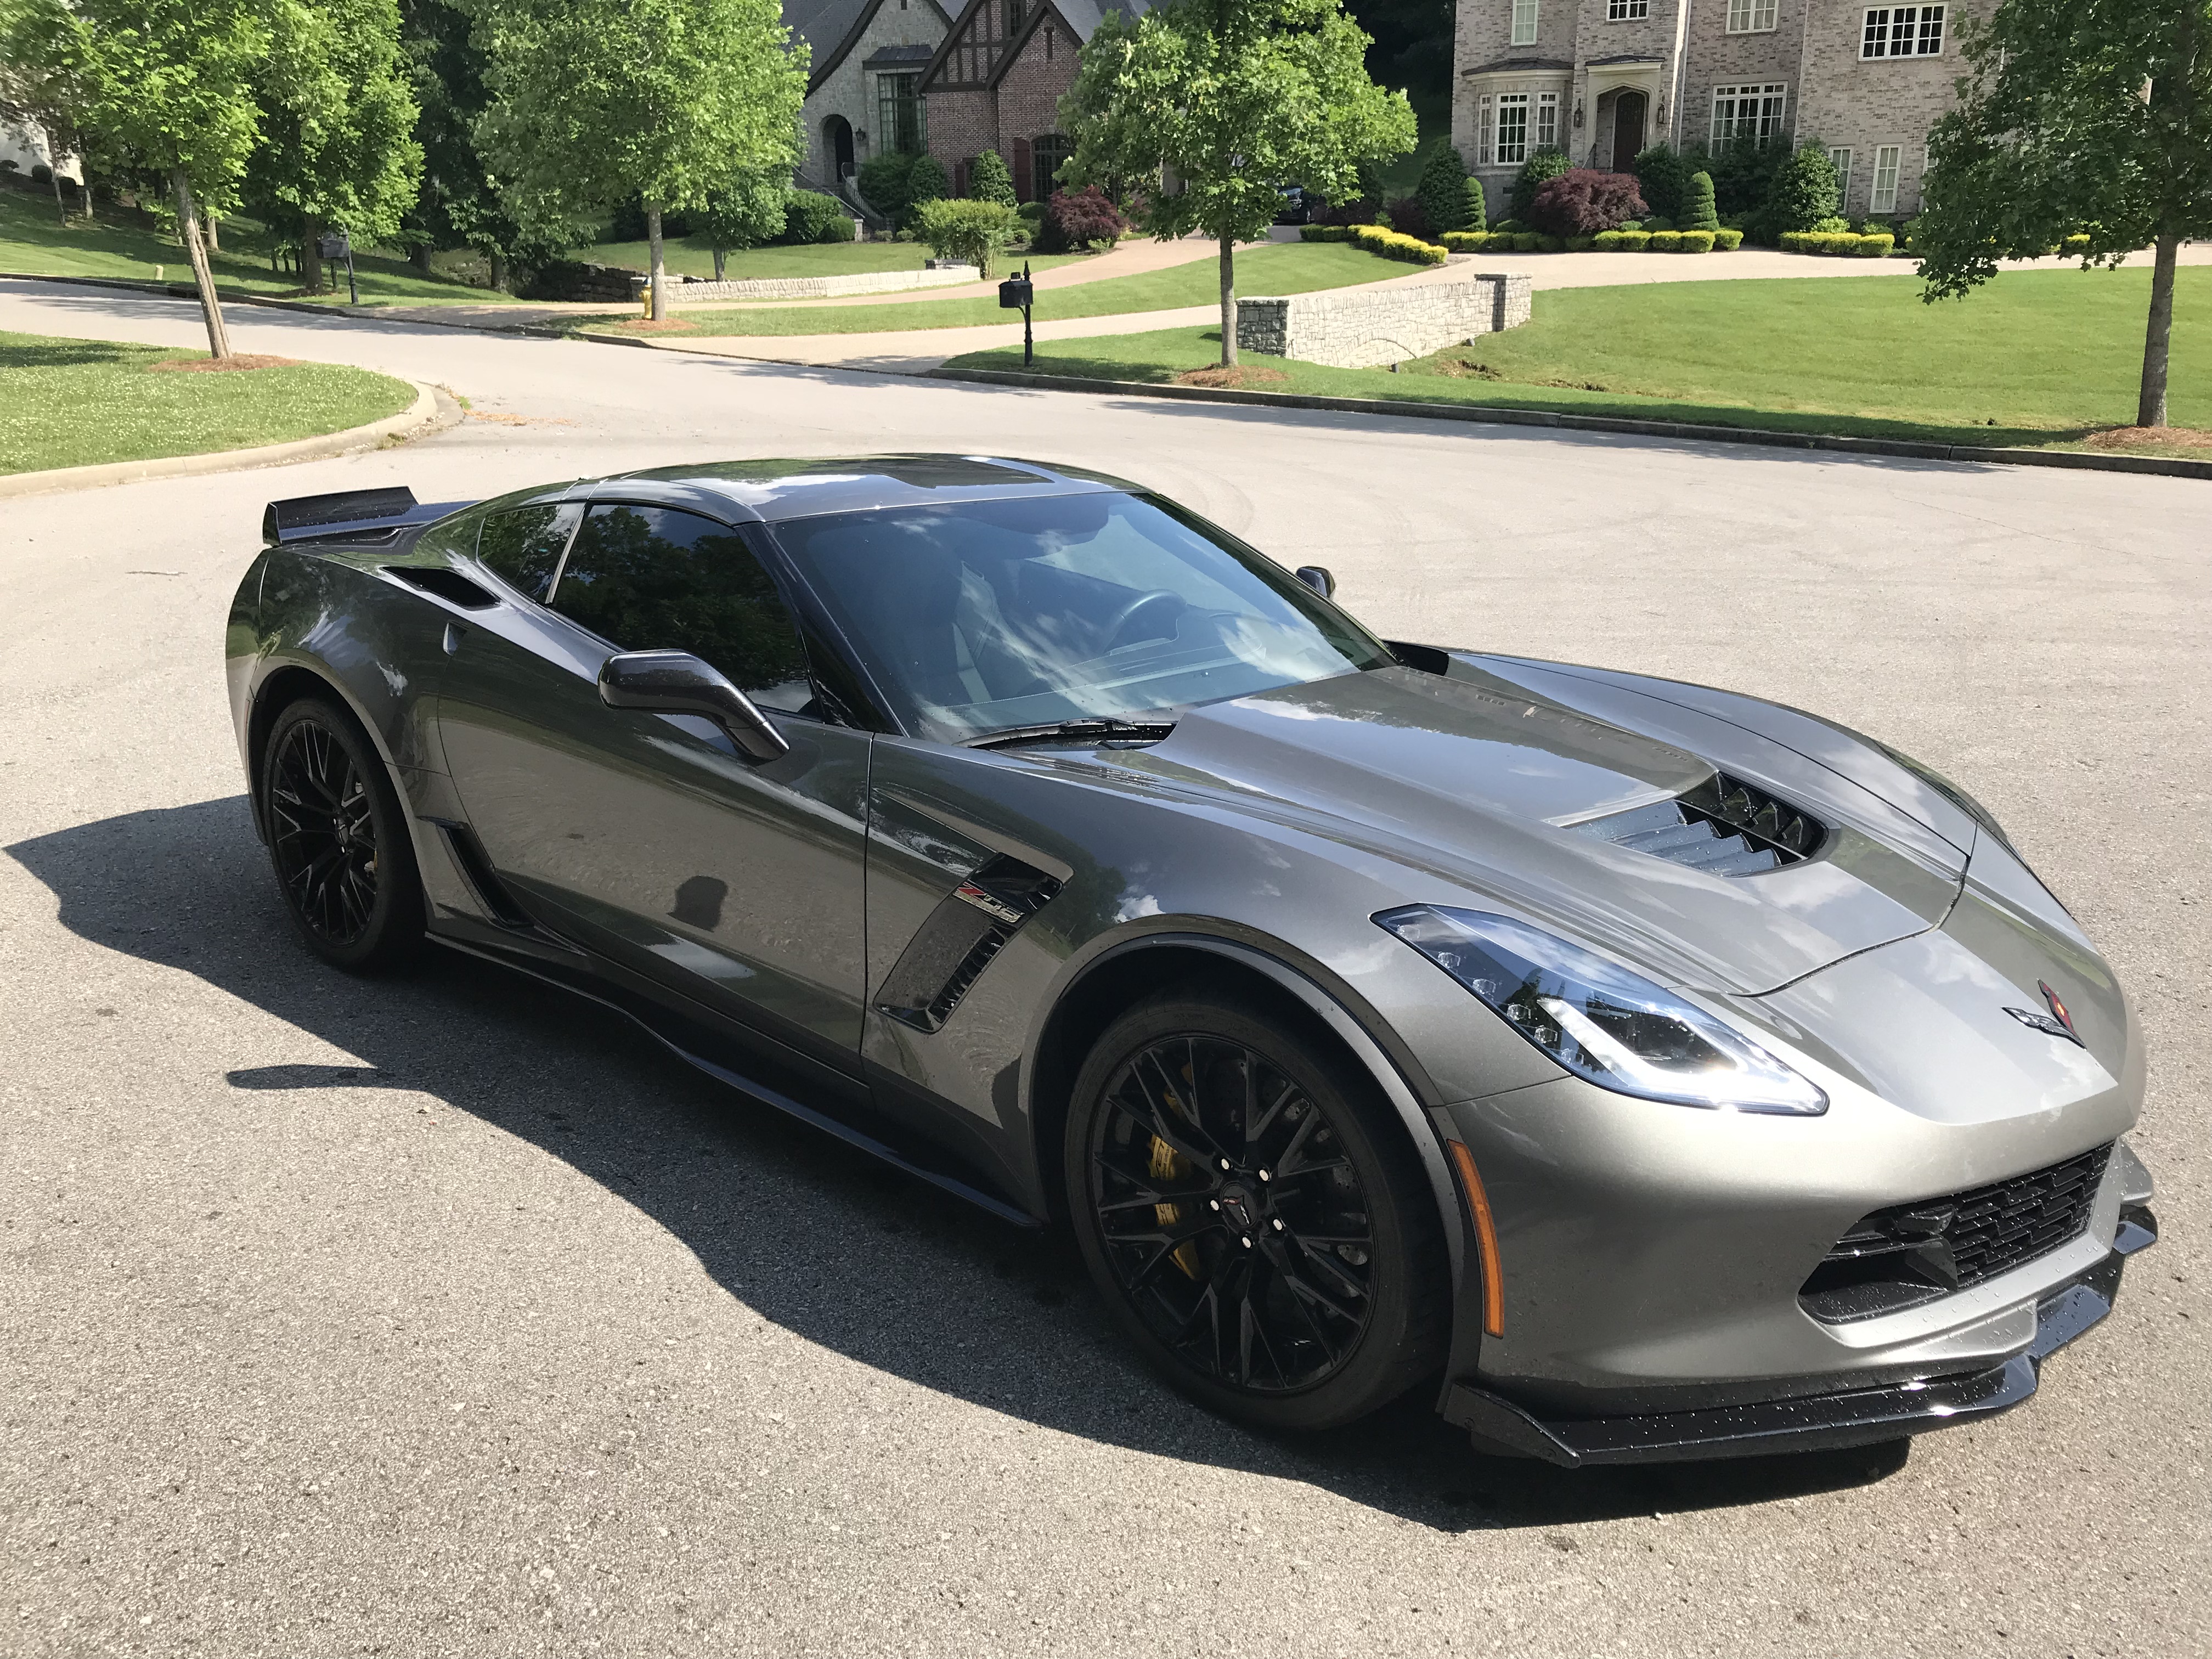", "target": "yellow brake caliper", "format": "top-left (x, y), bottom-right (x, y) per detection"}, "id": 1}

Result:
top-left (1152, 1069), bottom-right (1201, 1280)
